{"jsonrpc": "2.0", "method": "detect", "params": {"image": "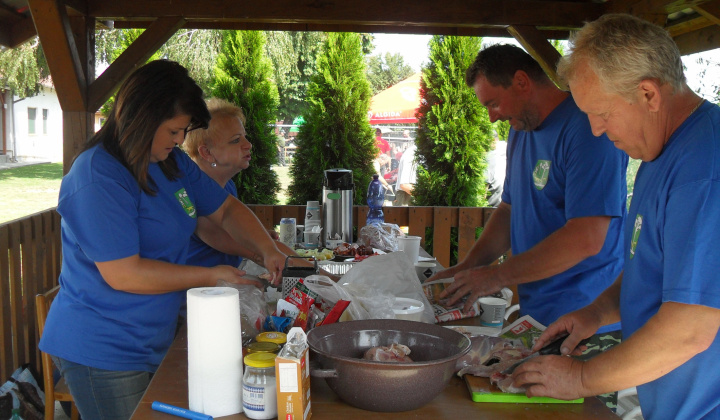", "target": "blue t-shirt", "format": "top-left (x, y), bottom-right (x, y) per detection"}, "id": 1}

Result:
top-left (621, 101), bottom-right (720, 419)
top-left (39, 146), bottom-right (229, 372)
top-left (501, 96), bottom-right (627, 331)
top-left (186, 179), bottom-right (243, 268)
